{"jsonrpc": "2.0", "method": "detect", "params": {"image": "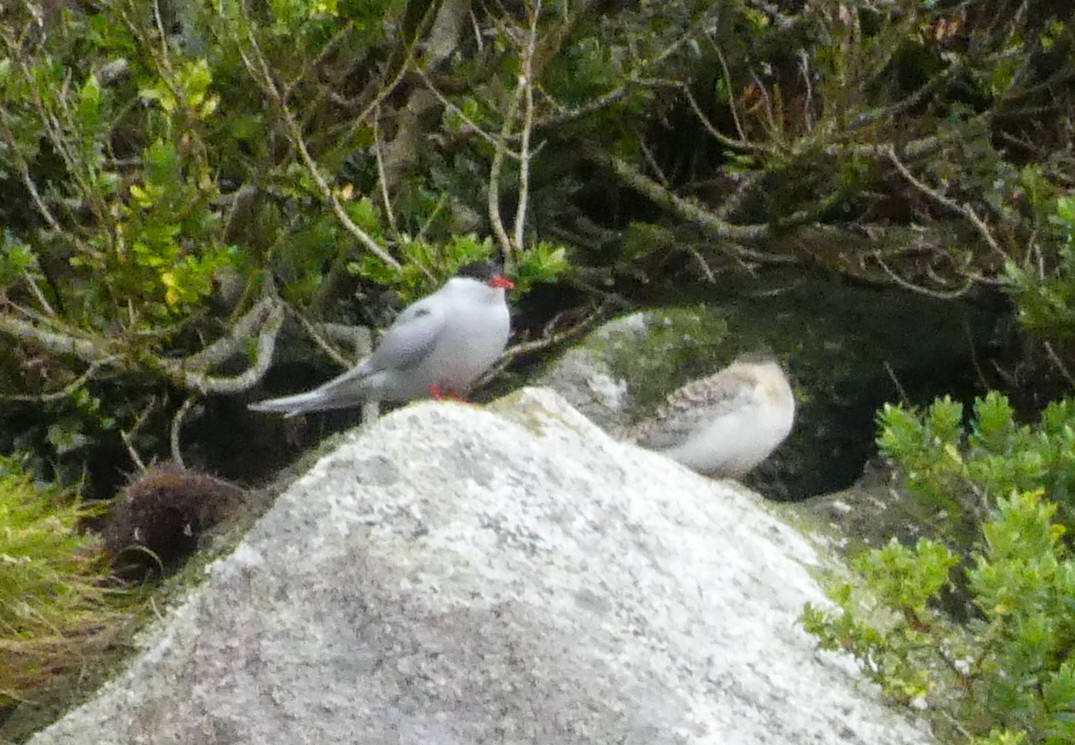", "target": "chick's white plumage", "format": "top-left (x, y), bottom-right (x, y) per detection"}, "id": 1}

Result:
top-left (249, 261), bottom-right (512, 417)
top-left (636, 359), bottom-right (795, 477)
